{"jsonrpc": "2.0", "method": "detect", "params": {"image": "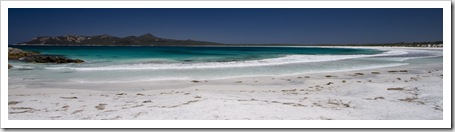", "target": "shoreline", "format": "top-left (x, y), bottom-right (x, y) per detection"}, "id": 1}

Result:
top-left (8, 60), bottom-right (443, 120)
top-left (7, 58), bottom-right (417, 91)
top-left (10, 44), bottom-right (444, 48)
